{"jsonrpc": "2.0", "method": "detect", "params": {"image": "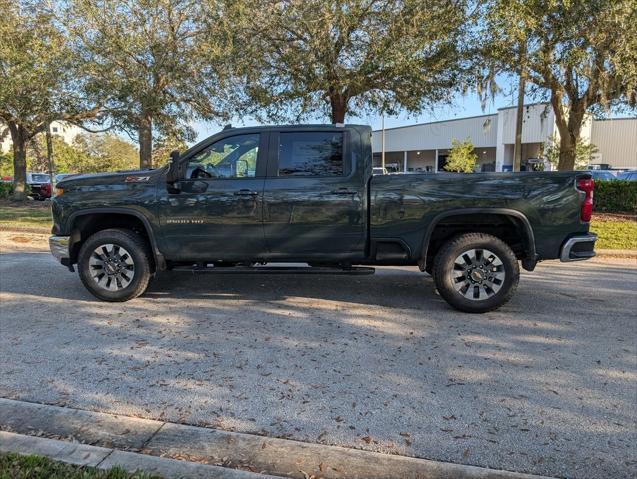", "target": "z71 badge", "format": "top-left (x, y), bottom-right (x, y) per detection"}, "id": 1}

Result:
top-left (125, 176), bottom-right (151, 183)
